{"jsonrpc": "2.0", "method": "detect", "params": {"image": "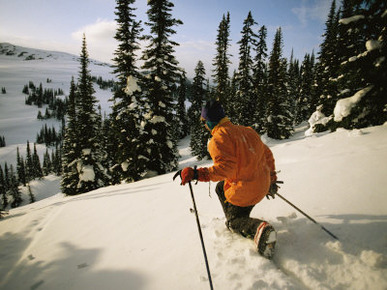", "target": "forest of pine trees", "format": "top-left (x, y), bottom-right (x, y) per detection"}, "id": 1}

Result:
top-left (1, 0), bottom-right (385, 206)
